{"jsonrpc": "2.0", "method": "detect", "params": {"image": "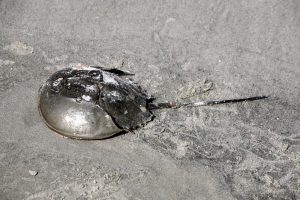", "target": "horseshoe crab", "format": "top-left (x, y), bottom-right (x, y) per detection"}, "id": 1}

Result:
top-left (38, 66), bottom-right (267, 139)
